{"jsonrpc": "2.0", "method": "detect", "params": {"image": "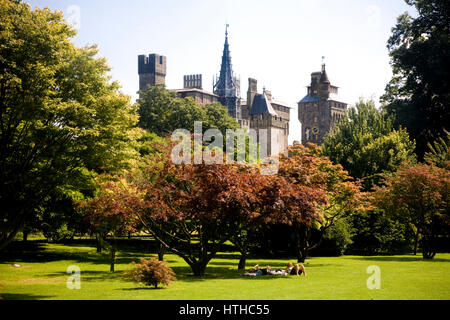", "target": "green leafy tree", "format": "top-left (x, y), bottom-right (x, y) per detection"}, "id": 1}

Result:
top-left (137, 86), bottom-right (239, 136)
top-left (424, 129), bottom-right (450, 169)
top-left (322, 99), bottom-right (416, 191)
top-left (0, 1), bottom-right (139, 251)
top-left (381, 0), bottom-right (450, 160)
